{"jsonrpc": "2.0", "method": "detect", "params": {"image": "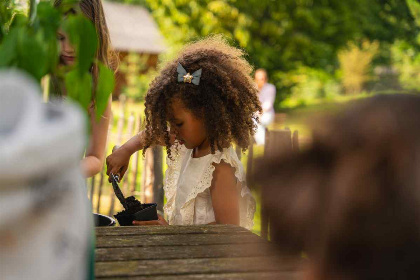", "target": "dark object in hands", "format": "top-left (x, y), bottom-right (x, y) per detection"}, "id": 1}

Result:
top-left (110, 173), bottom-right (158, 226)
